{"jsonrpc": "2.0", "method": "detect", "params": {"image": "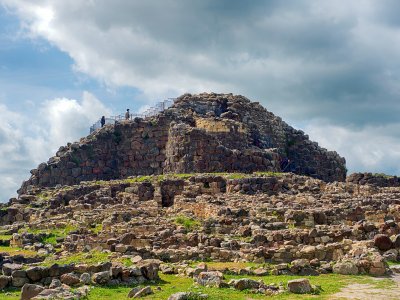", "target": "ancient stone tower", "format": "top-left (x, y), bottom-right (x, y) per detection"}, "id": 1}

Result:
top-left (19, 93), bottom-right (346, 194)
